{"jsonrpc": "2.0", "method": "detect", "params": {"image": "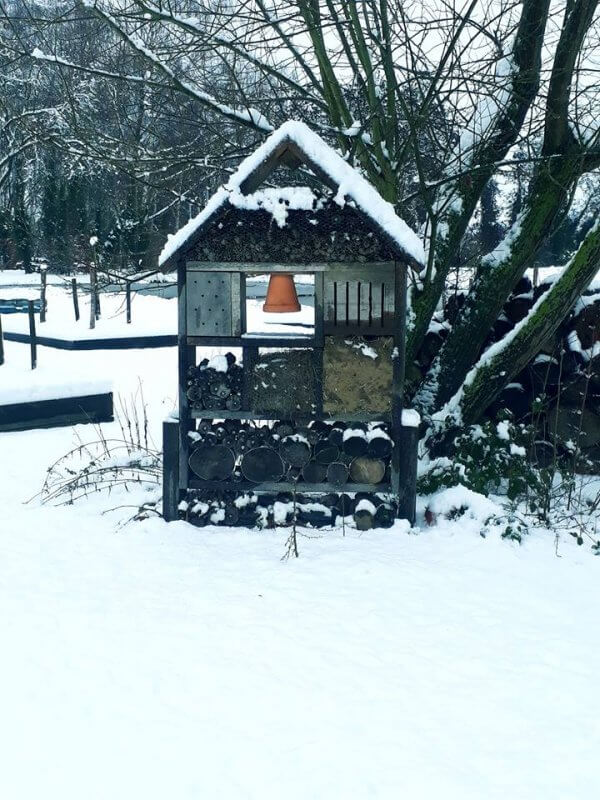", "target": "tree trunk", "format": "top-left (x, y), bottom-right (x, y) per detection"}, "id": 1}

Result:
top-left (452, 222), bottom-right (600, 425)
top-left (417, 153), bottom-right (582, 413)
